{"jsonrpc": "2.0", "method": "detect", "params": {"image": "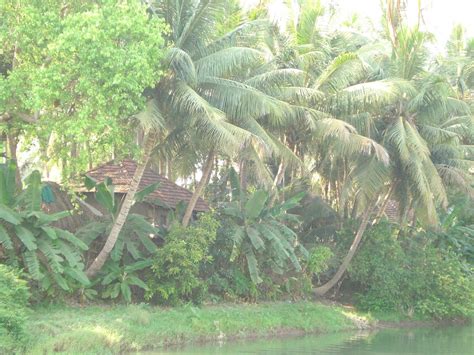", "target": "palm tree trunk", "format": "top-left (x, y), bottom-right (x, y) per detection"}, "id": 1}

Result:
top-left (7, 132), bottom-right (21, 188)
top-left (314, 204), bottom-right (374, 296)
top-left (182, 150), bottom-right (214, 227)
top-left (86, 133), bottom-right (156, 277)
top-left (374, 183), bottom-right (396, 222)
top-left (239, 158), bottom-right (247, 192)
top-left (269, 160), bottom-right (286, 206)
